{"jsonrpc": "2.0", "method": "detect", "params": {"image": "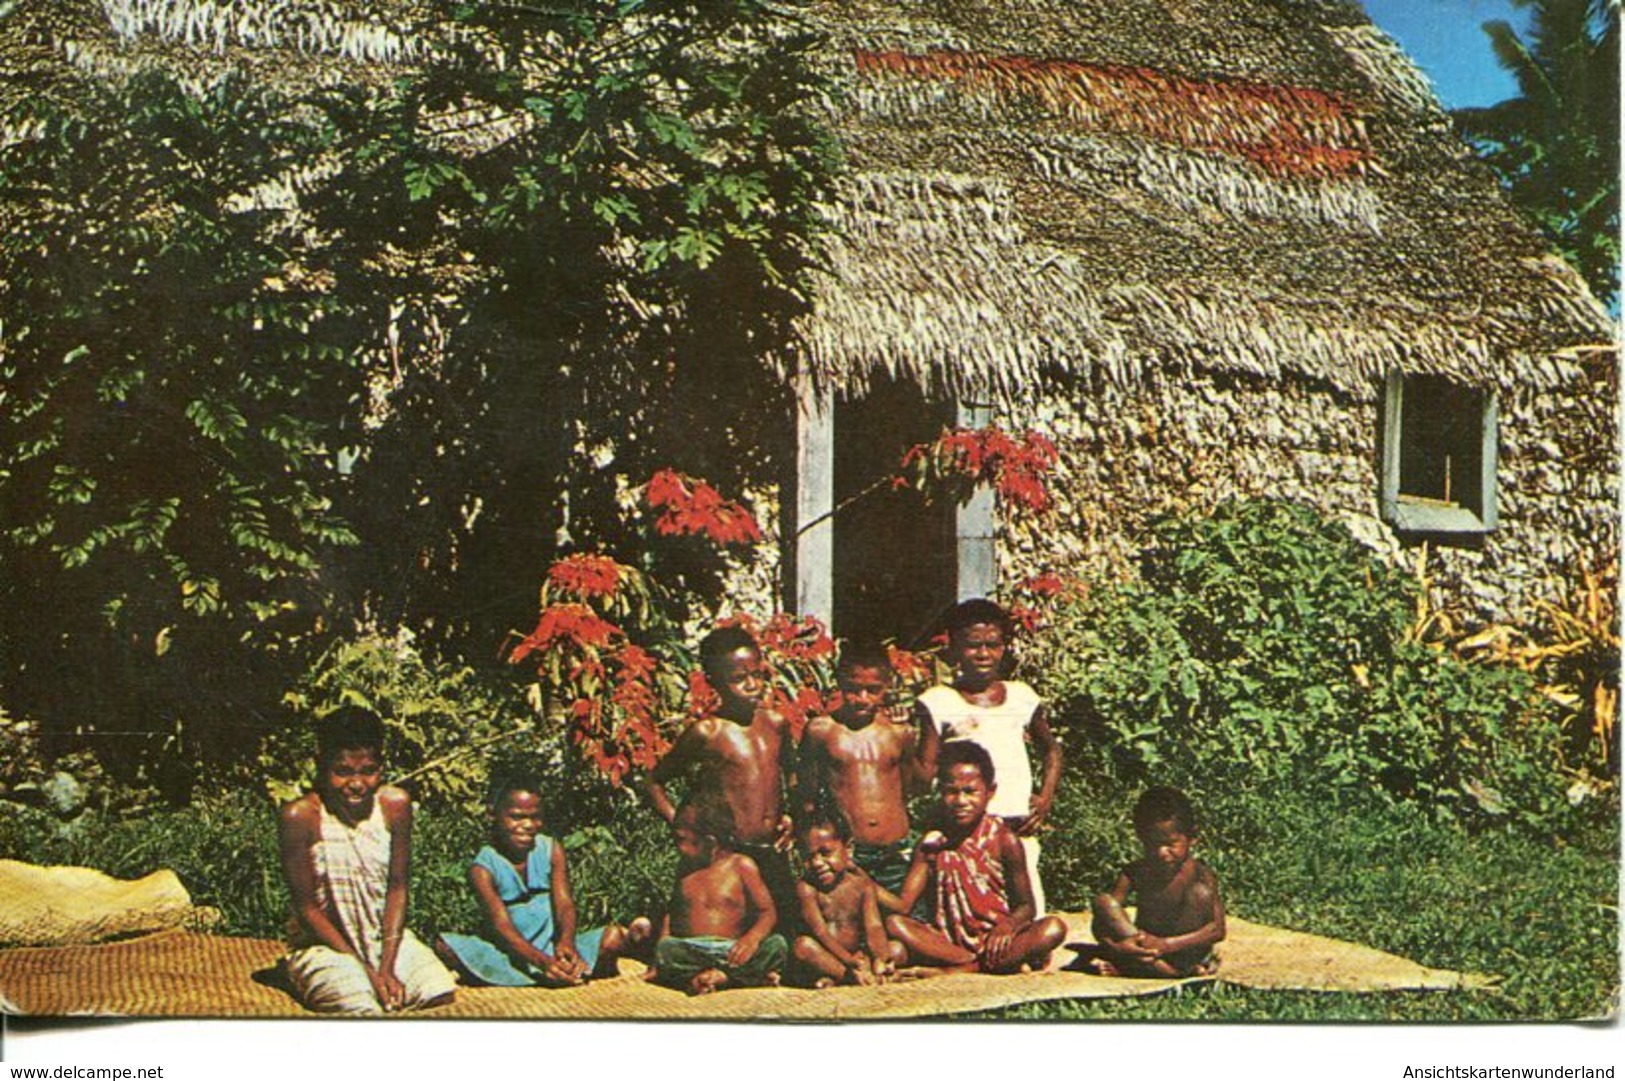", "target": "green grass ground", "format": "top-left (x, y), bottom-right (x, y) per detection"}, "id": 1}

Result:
top-left (0, 783), bottom-right (1615, 1022)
